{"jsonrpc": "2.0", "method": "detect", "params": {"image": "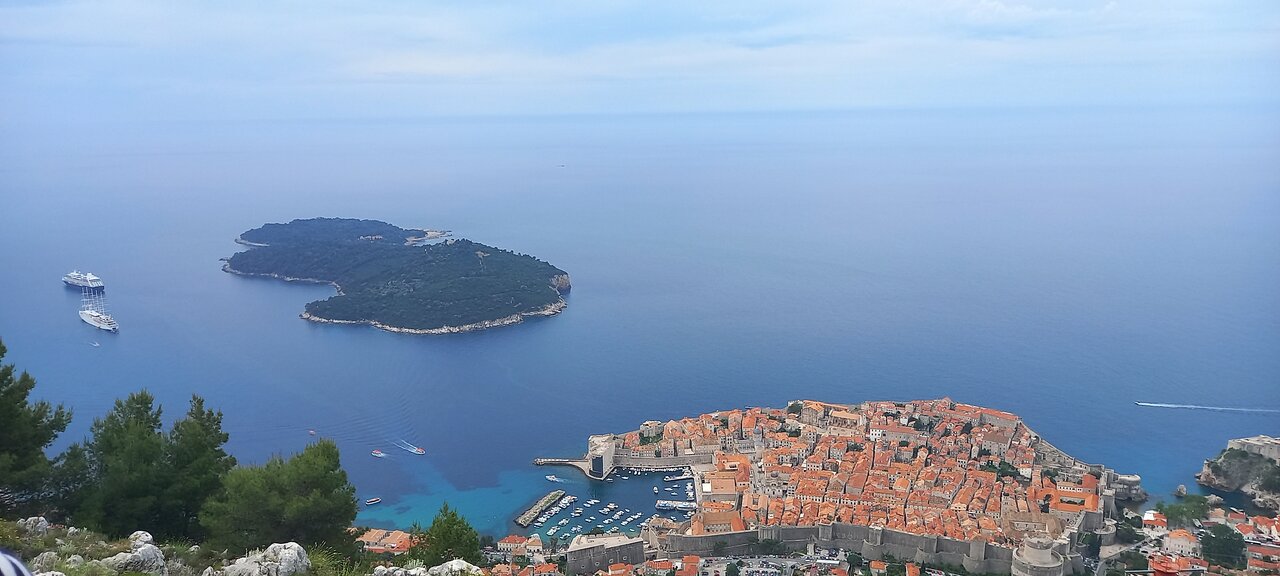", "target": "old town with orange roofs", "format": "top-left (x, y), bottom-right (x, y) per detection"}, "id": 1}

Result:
top-left (357, 400), bottom-right (1279, 576)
